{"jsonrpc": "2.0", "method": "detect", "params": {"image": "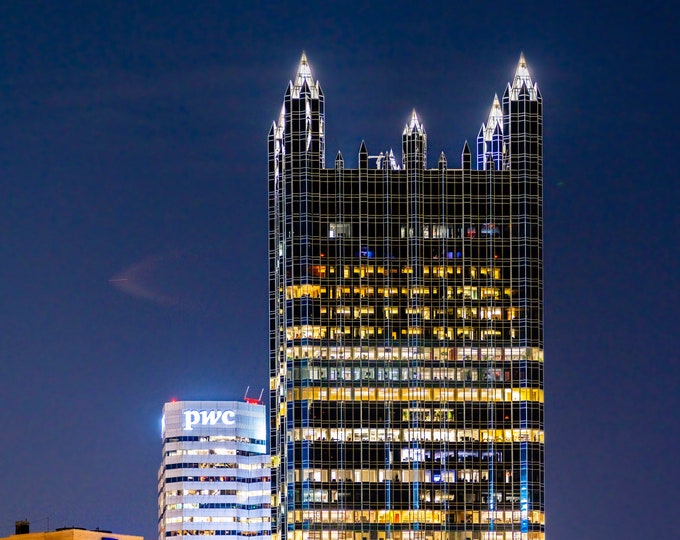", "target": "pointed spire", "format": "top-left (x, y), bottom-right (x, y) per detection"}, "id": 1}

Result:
top-left (292, 52), bottom-right (320, 98)
top-left (299, 78), bottom-right (311, 97)
top-left (509, 53), bottom-right (537, 100)
top-left (438, 151), bottom-right (447, 171)
top-left (514, 52), bottom-right (532, 86)
top-left (483, 94), bottom-right (503, 141)
top-left (275, 104), bottom-right (285, 139)
top-left (388, 148), bottom-right (400, 170)
top-left (295, 52), bottom-right (313, 85)
top-left (461, 141), bottom-right (471, 170)
top-left (358, 140), bottom-right (368, 170)
top-left (335, 151), bottom-right (344, 167)
top-left (403, 109), bottom-right (425, 136)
